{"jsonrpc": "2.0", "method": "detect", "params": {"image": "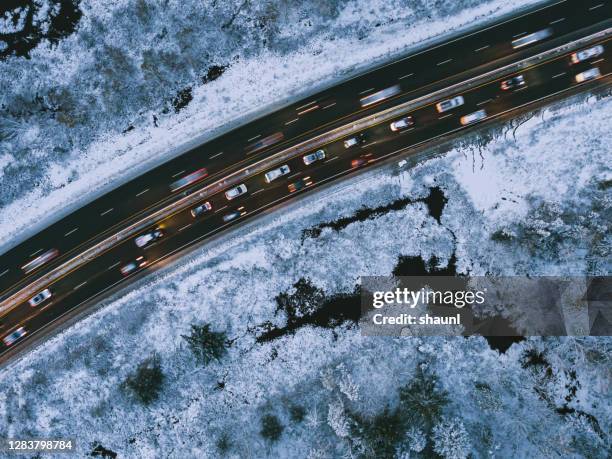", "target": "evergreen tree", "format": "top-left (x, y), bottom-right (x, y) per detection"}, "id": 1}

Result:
top-left (182, 323), bottom-right (227, 366)
top-left (432, 417), bottom-right (471, 459)
top-left (124, 353), bottom-right (164, 405)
